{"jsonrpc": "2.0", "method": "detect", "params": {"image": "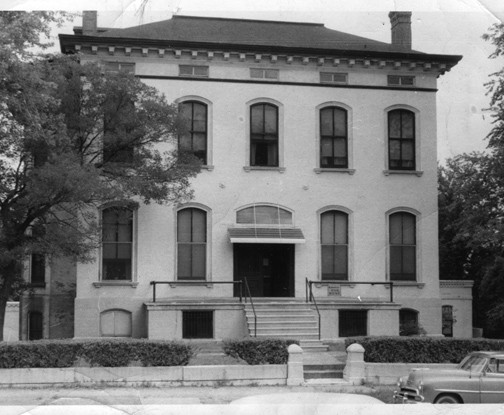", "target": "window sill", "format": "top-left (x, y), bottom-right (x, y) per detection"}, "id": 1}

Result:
top-left (169, 282), bottom-right (213, 288)
top-left (383, 170), bottom-right (423, 177)
top-left (243, 166), bottom-right (286, 173)
top-left (29, 282), bottom-right (46, 289)
top-left (314, 168), bottom-right (355, 175)
top-left (93, 281), bottom-right (138, 288)
top-left (201, 165), bottom-right (214, 171)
